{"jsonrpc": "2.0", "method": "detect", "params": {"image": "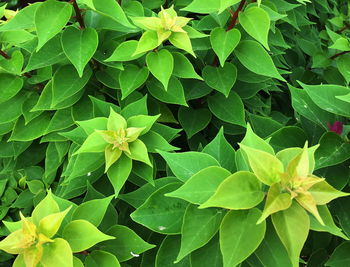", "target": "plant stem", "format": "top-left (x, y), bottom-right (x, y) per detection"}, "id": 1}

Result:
top-left (330, 50), bottom-right (350, 60)
top-left (227, 0), bottom-right (246, 31)
top-left (71, 0), bottom-right (85, 29)
top-left (0, 50), bottom-right (10, 60)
